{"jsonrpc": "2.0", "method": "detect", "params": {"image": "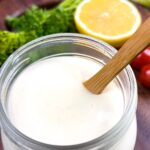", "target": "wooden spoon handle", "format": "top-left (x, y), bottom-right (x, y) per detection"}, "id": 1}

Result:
top-left (84, 17), bottom-right (150, 94)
